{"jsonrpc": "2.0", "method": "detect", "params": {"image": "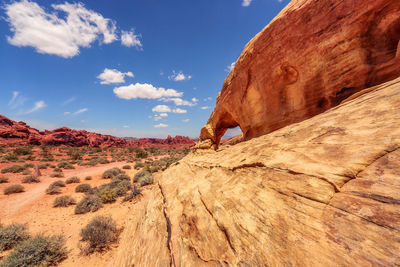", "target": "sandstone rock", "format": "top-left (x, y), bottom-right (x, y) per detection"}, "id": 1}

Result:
top-left (115, 77), bottom-right (400, 266)
top-left (198, 0), bottom-right (400, 149)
